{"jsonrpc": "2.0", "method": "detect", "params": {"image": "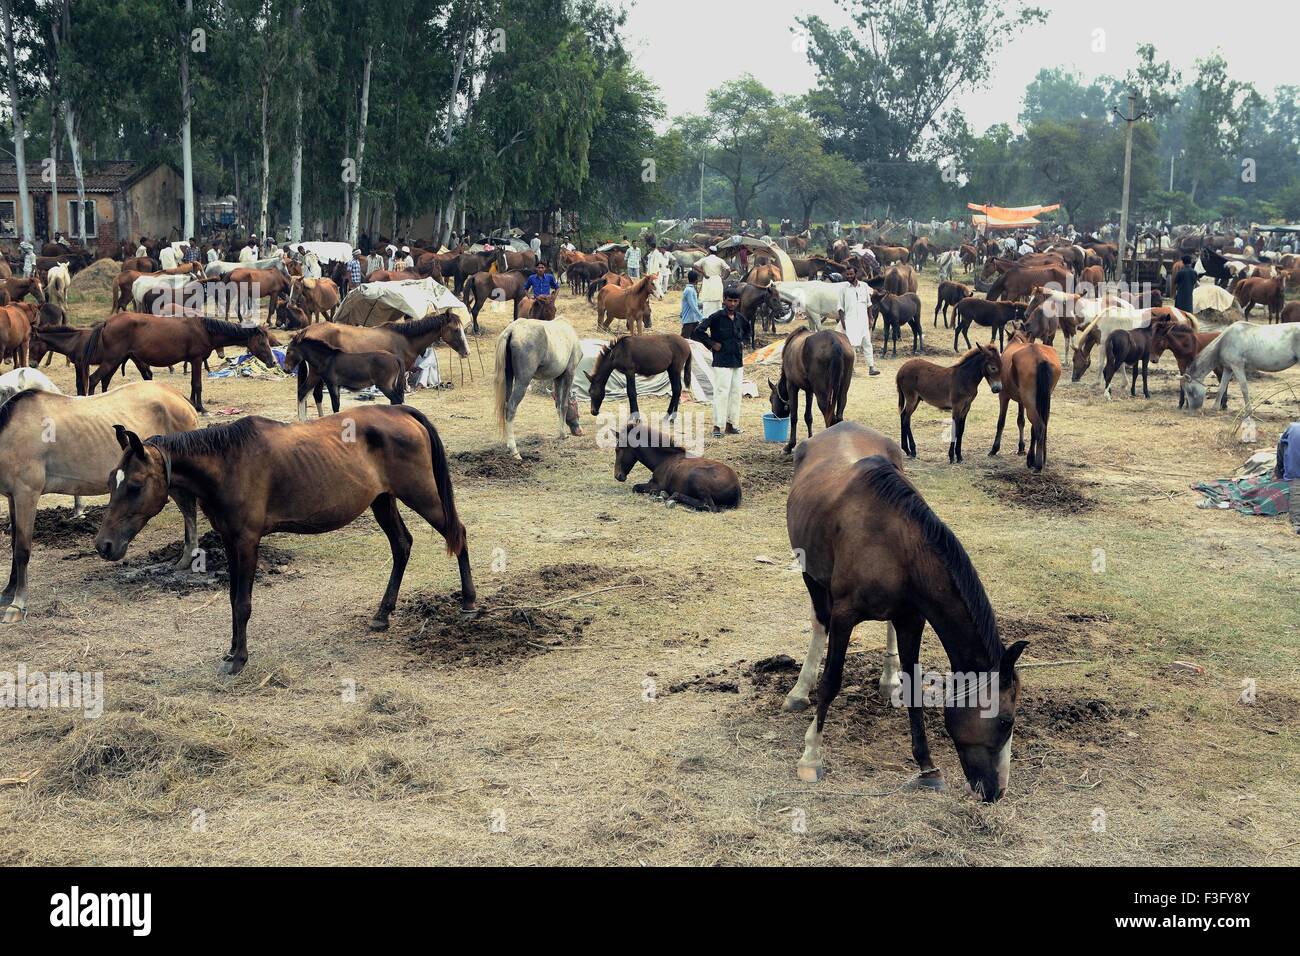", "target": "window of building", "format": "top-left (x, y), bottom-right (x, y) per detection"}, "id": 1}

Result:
top-left (67, 199), bottom-right (98, 237)
top-left (0, 200), bottom-right (15, 238)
